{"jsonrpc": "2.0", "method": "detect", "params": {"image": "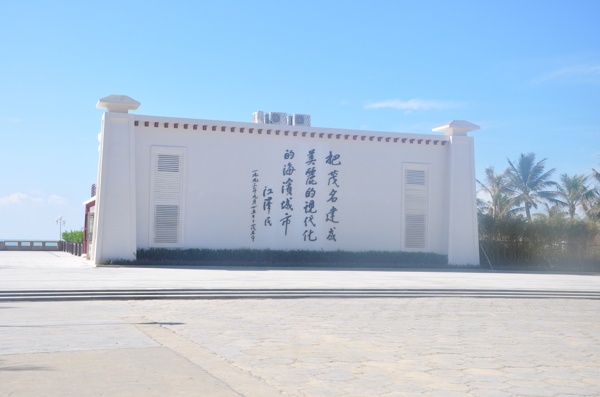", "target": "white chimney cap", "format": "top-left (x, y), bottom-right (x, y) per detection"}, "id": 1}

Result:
top-left (432, 120), bottom-right (480, 136)
top-left (96, 95), bottom-right (140, 113)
